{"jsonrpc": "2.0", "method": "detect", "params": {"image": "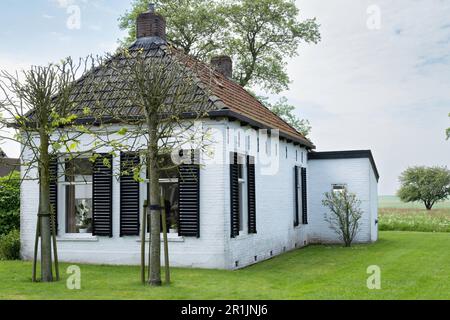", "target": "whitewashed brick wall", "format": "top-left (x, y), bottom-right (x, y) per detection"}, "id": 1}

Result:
top-left (21, 121), bottom-right (228, 269)
top-left (20, 120), bottom-right (378, 270)
top-left (224, 122), bottom-right (309, 269)
top-left (308, 158), bottom-right (378, 244)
